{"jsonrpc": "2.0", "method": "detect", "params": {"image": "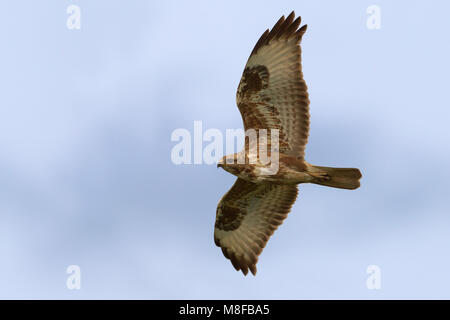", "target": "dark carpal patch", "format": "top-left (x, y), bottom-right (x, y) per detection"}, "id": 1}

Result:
top-left (239, 65), bottom-right (269, 99)
top-left (215, 205), bottom-right (246, 231)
